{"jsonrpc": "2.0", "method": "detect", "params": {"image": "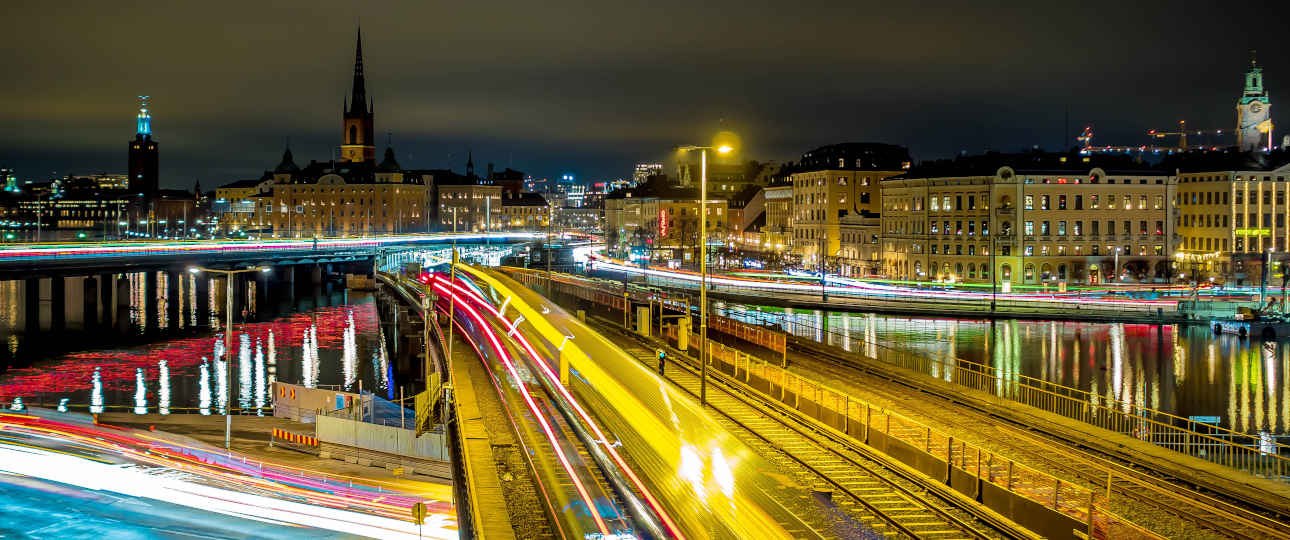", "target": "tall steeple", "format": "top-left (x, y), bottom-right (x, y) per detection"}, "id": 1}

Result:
top-left (340, 27), bottom-right (376, 162)
top-left (348, 28), bottom-right (368, 115)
